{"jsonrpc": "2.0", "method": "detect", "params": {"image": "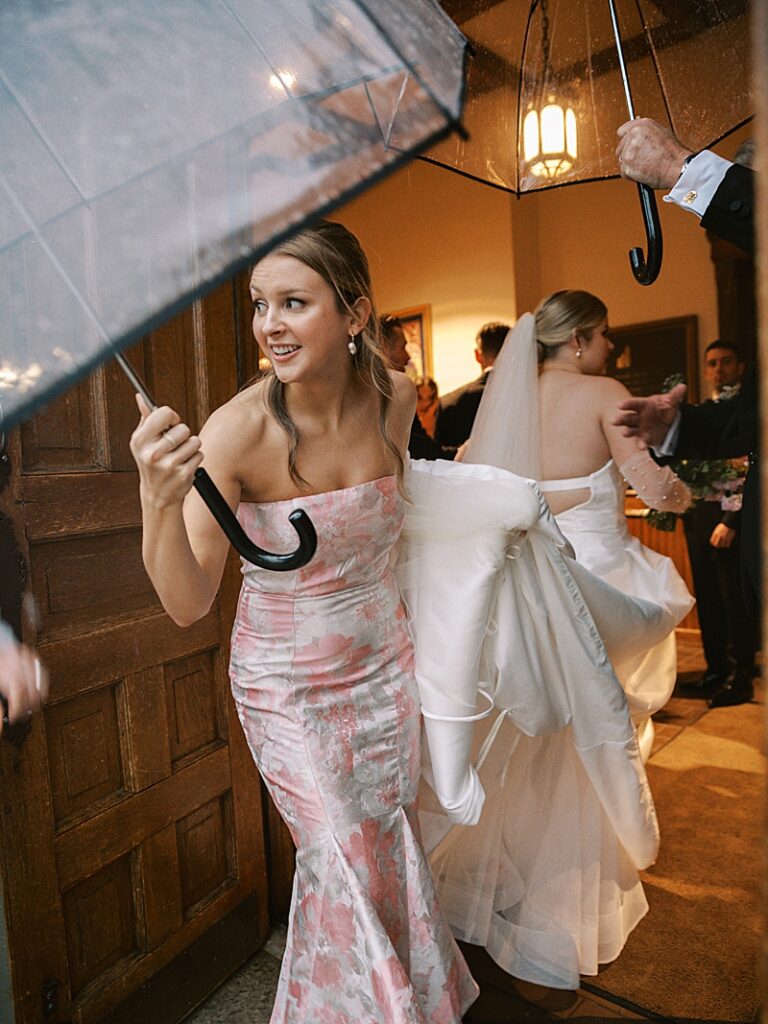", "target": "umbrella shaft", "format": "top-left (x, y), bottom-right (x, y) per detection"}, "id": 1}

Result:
top-left (607, 0), bottom-right (635, 119)
top-left (115, 352), bottom-right (157, 411)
